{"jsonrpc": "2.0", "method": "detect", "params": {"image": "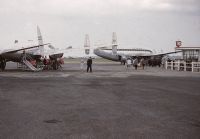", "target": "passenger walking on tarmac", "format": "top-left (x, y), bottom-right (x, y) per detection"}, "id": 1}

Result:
top-left (87, 57), bottom-right (92, 72)
top-left (140, 58), bottom-right (145, 70)
top-left (126, 58), bottom-right (132, 68)
top-left (80, 58), bottom-right (84, 71)
top-left (133, 58), bottom-right (138, 70)
top-left (22, 50), bottom-right (26, 61)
